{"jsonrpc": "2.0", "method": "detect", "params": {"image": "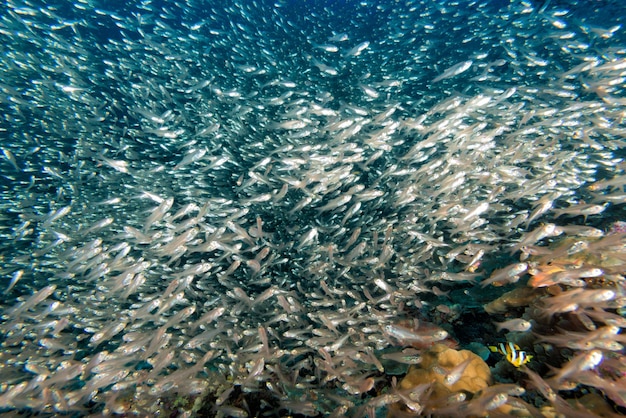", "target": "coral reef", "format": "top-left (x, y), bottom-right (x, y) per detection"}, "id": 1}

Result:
top-left (480, 226), bottom-right (626, 417)
top-left (399, 344), bottom-right (492, 396)
top-left (389, 344), bottom-right (492, 415)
